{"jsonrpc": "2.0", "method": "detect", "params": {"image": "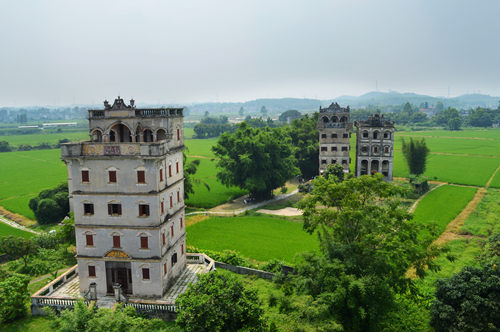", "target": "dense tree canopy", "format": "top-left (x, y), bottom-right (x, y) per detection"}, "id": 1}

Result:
top-left (0, 274), bottom-right (30, 323)
top-left (286, 113), bottom-right (319, 179)
top-left (295, 174), bottom-right (442, 331)
top-left (212, 122), bottom-right (299, 199)
top-left (431, 266), bottom-right (500, 332)
top-left (29, 183), bottom-right (69, 224)
top-left (176, 272), bottom-right (264, 331)
top-left (402, 138), bottom-right (430, 175)
top-left (0, 236), bottom-right (38, 268)
top-left (278, 109), bottom-right (302, 123)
